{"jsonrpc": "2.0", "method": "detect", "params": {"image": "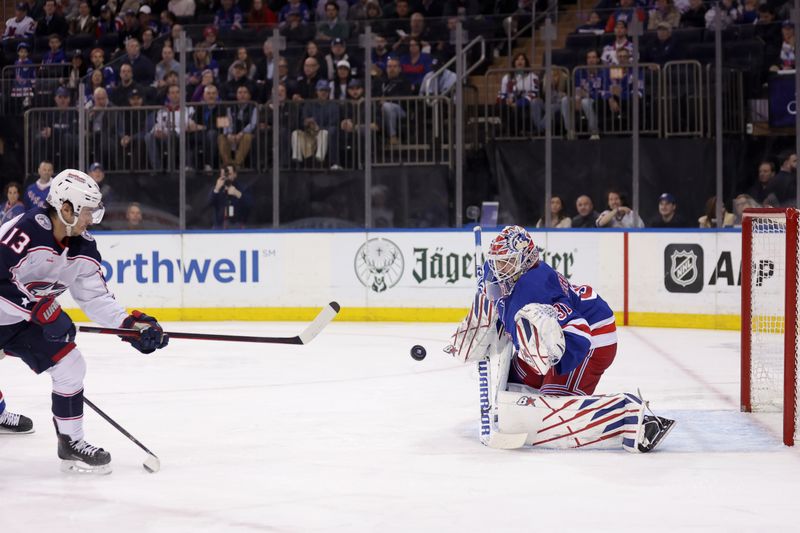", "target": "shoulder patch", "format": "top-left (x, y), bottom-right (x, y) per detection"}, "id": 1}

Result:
top-left (82, 230), bottom-right (95, 242)
top-left (35, 213), bottom-right (52, 230)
